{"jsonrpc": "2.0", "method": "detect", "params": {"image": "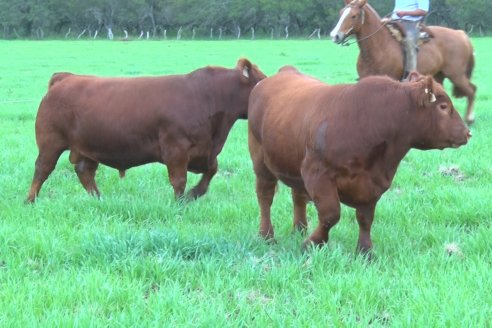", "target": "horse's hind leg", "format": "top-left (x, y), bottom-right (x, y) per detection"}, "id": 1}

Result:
top-left (26, 140), bottom-right (67, 203)
top-left (69, 151), bottom-right (101, 197)
top-left (450, 76), bottom-right (476, 125)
